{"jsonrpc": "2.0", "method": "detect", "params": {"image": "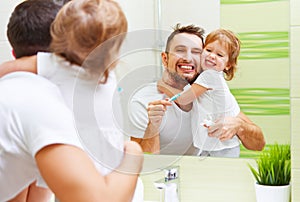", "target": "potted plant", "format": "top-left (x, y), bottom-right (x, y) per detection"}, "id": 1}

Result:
top-left (248, 143), bottom-right (291, 202)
